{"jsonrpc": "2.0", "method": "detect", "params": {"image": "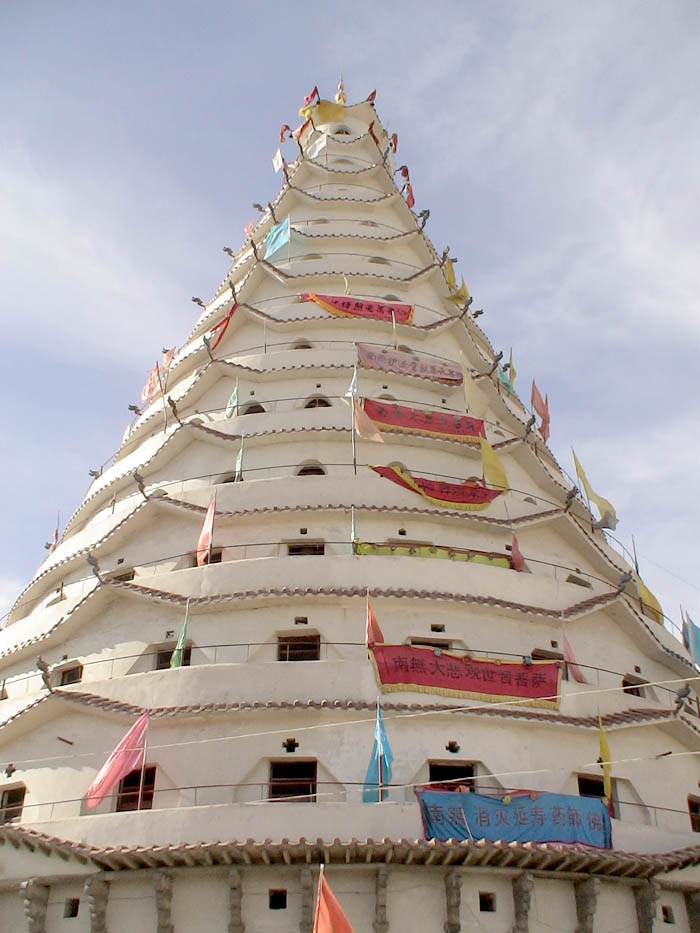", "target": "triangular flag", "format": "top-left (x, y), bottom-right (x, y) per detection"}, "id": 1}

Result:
top-left (510, 534), bottom-right (525, 572)
top-left (365, 89), bottom-right (377, 102)
top-left (303, 84), bottom-right (319, 106)
top-left (572, 451), bottom-right (618, 530)
top-left (161, 347), bottom-right (176, 374)
top-left (86, 711), bottom-right (149, 809)
top-left (313, 866), bottom-right (355, 933)
top-left (353, 400), bottom-right (384, 443)
top-left (598, 712), bottom-right (612, 803)
top-left (171, 600), bottom-right (189, 669)
top-left (634, 573), bottom-right (664, 625)
top-left (272, 148), bottom-right (284, 173)
top-left (531, 380), bottom-right (550, 441)
top-left (561, 619), bottom-right (588, 684)
top-left (362, 701), bottom-right (393, 802)
top-left (479, 436), bottom-right (509, 492)
top-left (497, 366), bottom-right (513, 397)
top-left (264, 217), bottom-right (290, 259)
top-left (365, 592), bottom-right (385, 649)
top-left (196, 496), bottom-right (216, 566)
top-left (405, 183), bottom-right (415, 209)
top-left (508, 348), bottom-right (516, 386)
top-left (447, 277), bottom-right (470, 305)
top-left (140, 361), bottom-right (160, 403)
top-left (225, 380), bottom-right (239, 419)
top-left (235, 436), bottom-right (244, 483)
top-left (683, 609), bottom-right (700, 668)
top-left (444, 256), bottom-right (456, 290)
